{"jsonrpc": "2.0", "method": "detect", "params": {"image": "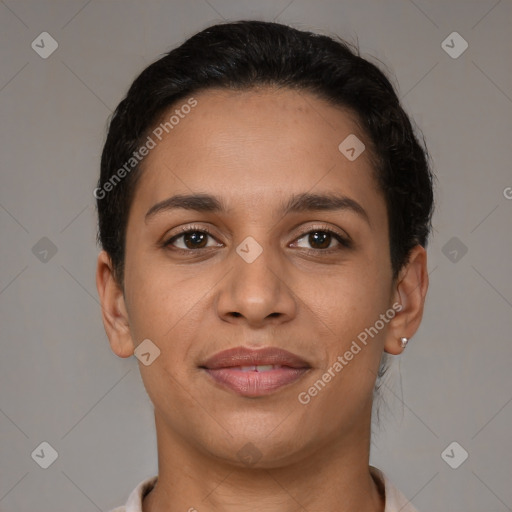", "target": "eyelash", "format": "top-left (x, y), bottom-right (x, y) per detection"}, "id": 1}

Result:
top-left (163, 224), bottom-right (352, 254)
